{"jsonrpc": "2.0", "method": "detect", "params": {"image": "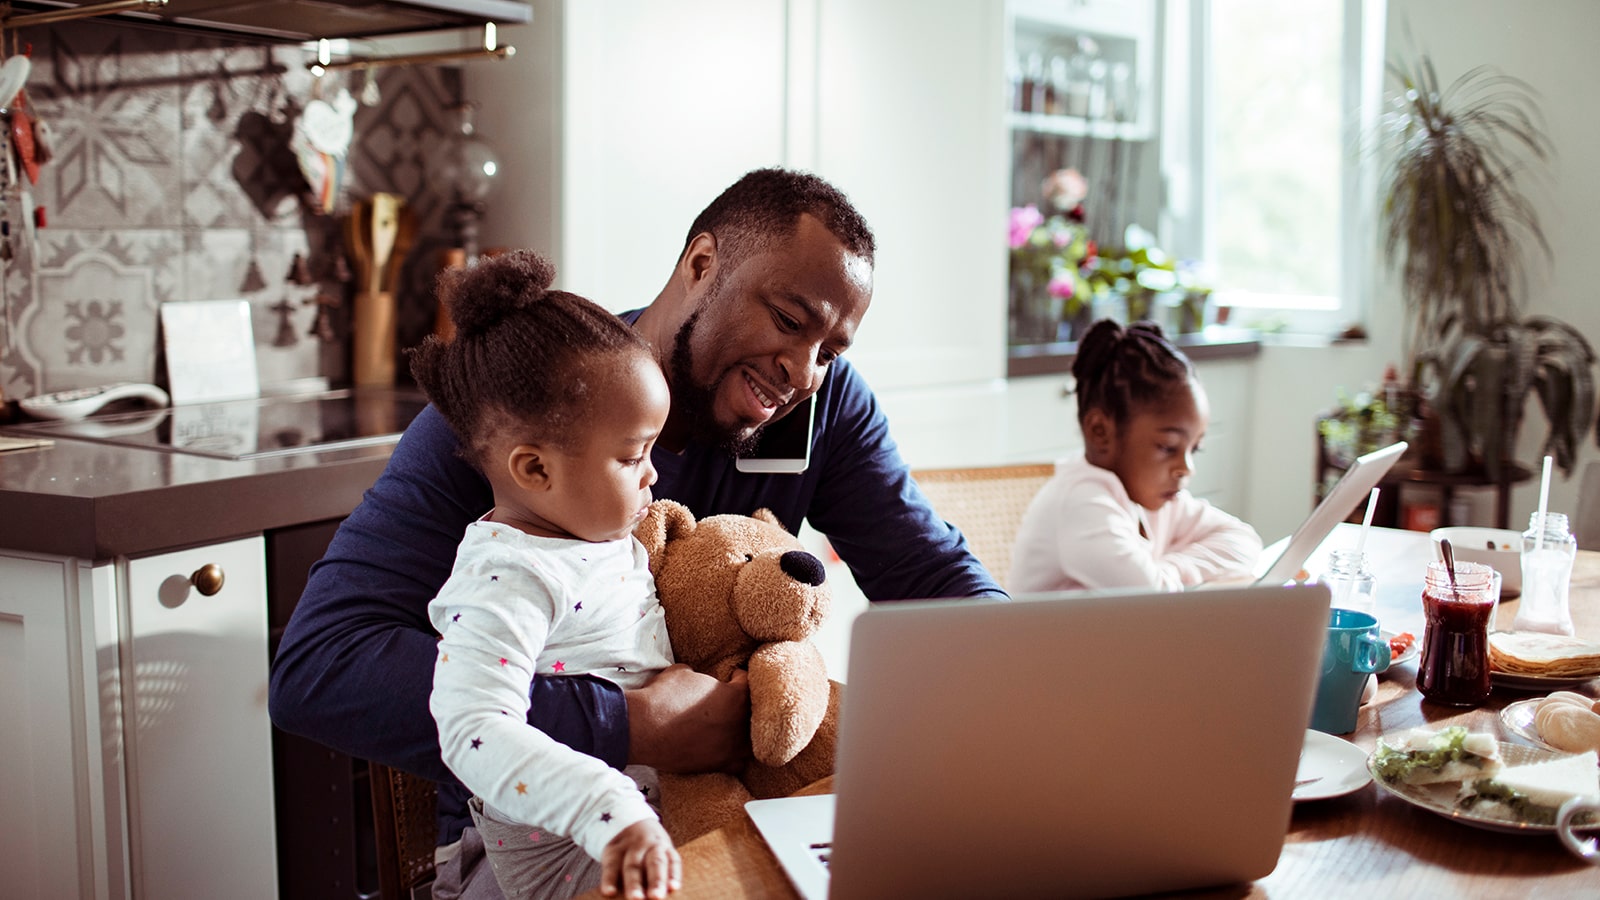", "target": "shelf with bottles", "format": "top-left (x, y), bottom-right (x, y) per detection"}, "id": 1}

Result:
top-left (1008, 111), bottom-right (1151, 141)
top-left (1006, 0), bottom-right (1156, 142)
